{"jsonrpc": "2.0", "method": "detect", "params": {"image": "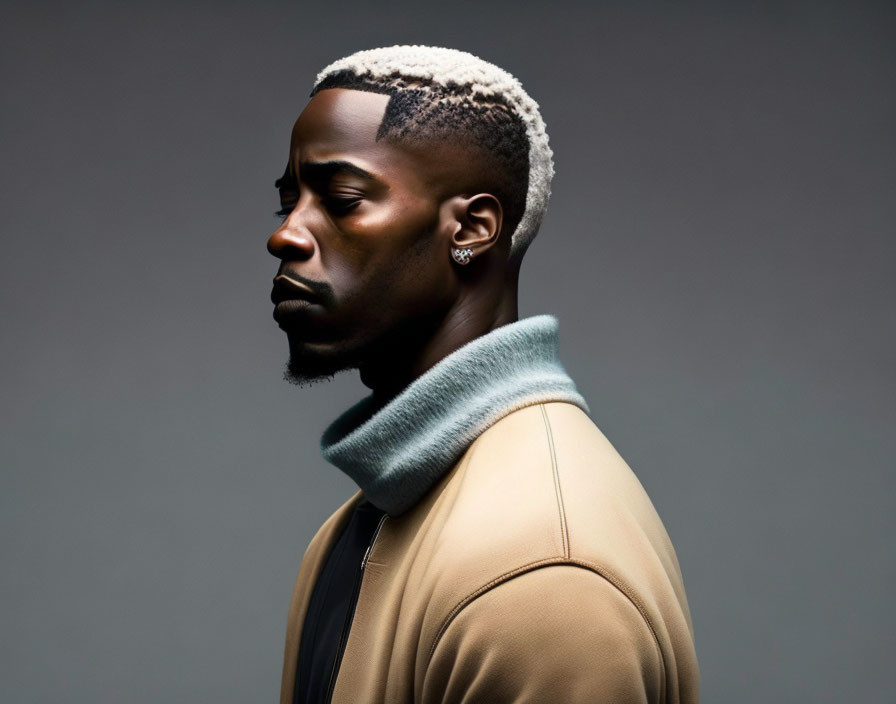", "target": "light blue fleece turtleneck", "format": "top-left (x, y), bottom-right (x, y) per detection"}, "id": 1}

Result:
top-left (319, 314), bottom-right (590, 517)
